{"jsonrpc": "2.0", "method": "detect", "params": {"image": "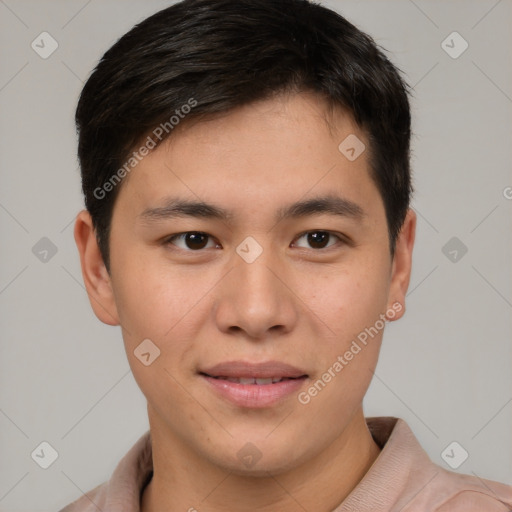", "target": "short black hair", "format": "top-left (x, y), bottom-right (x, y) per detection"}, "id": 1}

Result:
top-left (76, 0), bottom-right (412, 273)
